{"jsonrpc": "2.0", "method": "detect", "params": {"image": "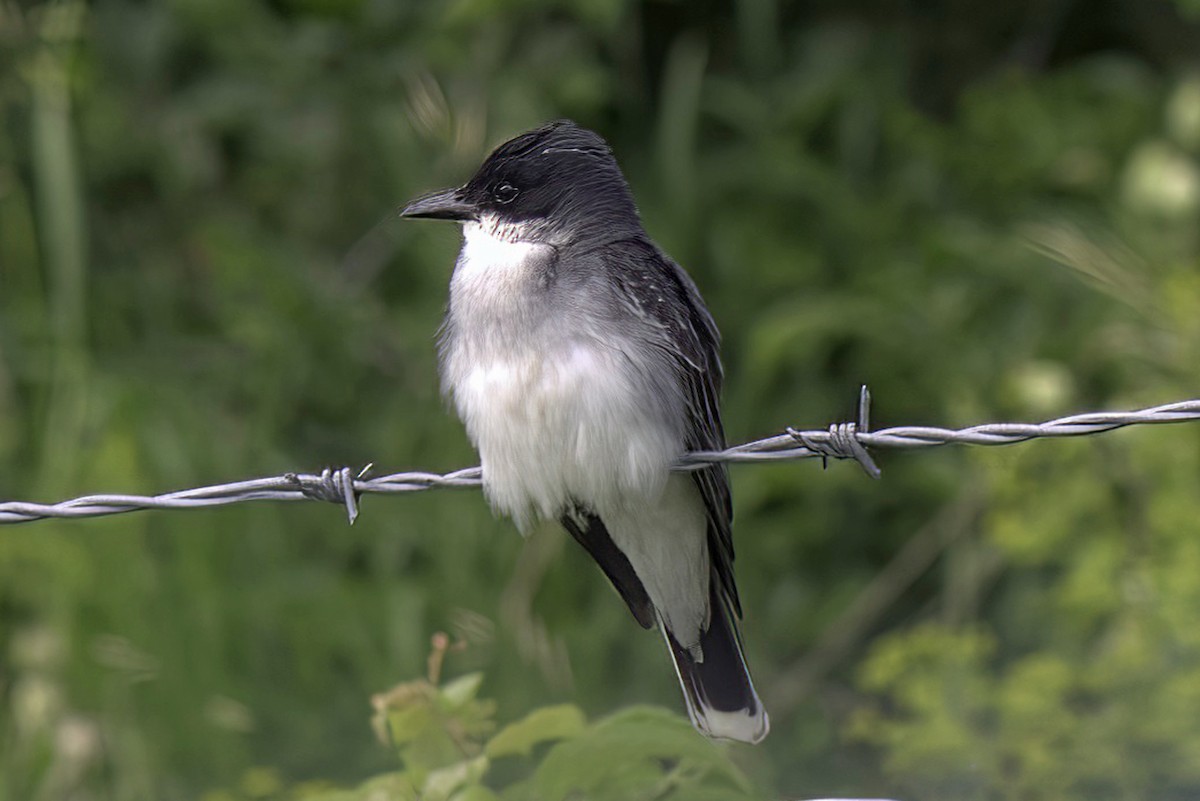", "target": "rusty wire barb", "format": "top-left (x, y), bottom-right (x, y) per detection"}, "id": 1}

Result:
top-left (3, 388), bottom-right (1199, 526)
